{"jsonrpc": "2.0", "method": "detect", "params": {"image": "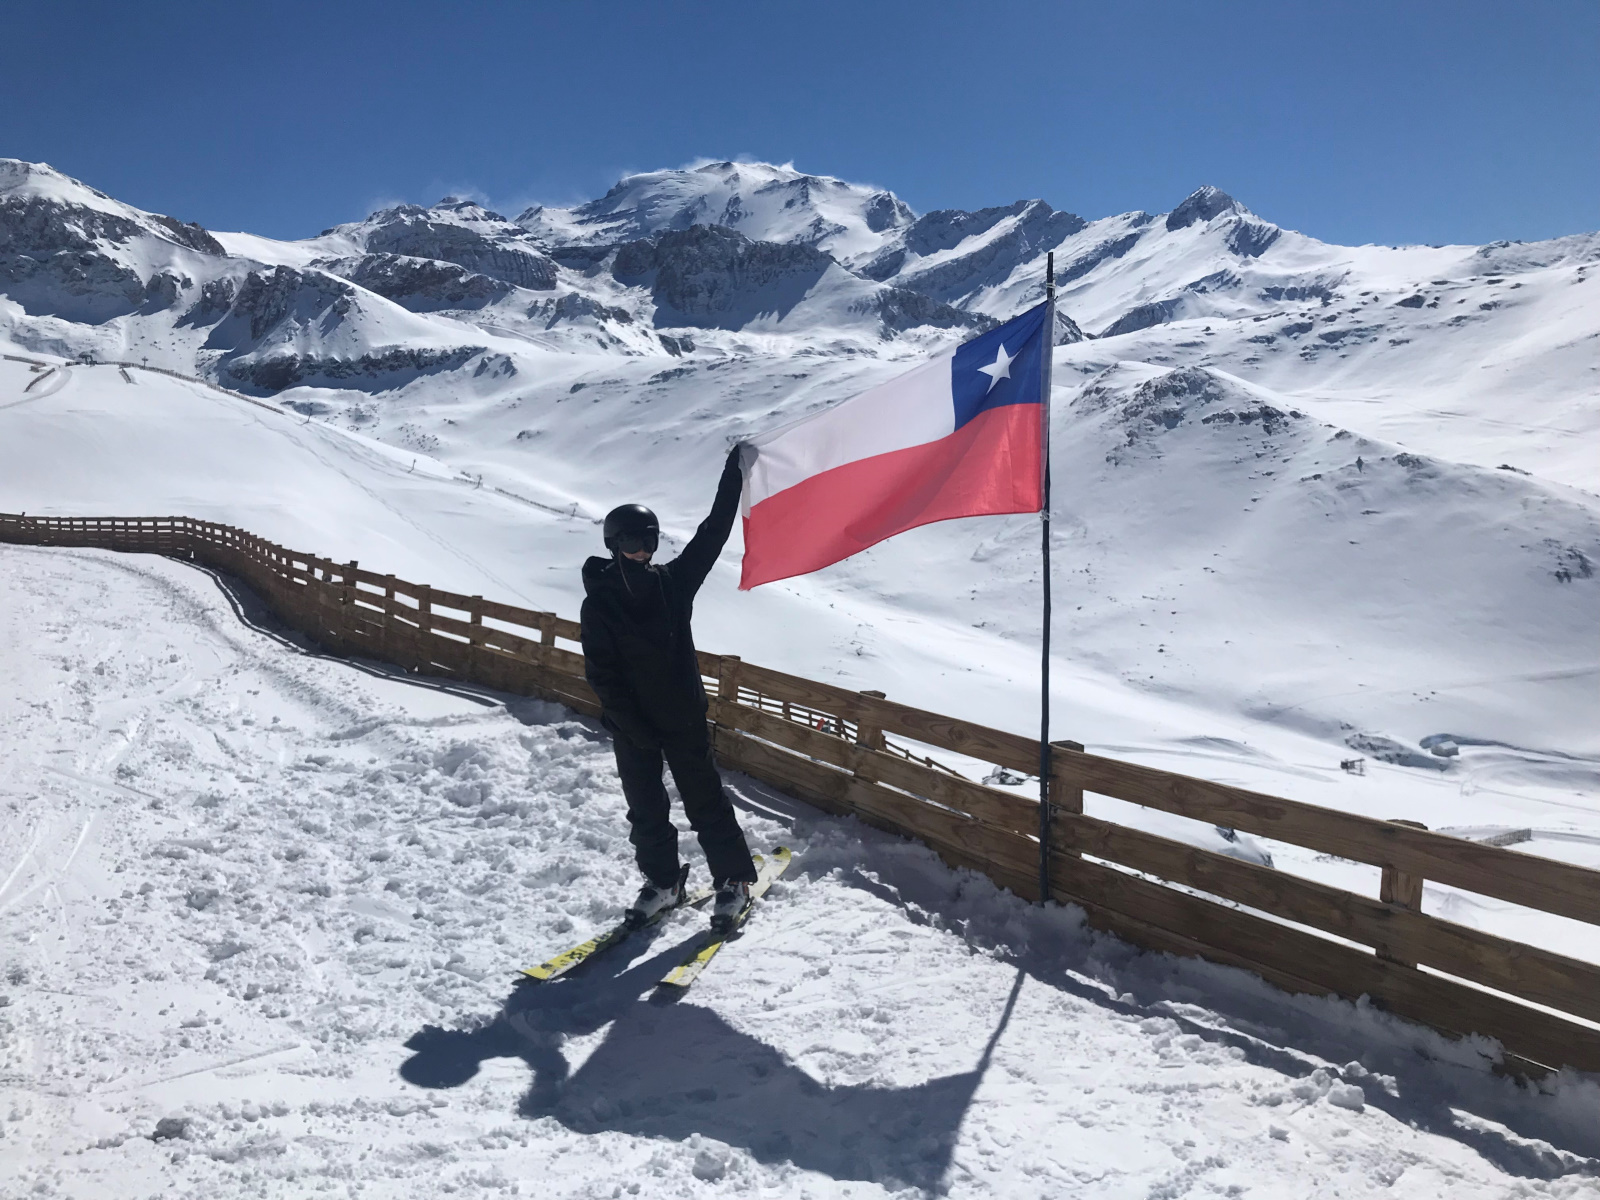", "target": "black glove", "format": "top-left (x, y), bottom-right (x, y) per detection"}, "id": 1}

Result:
top-left (725, 444), bottom-right (745, 475)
